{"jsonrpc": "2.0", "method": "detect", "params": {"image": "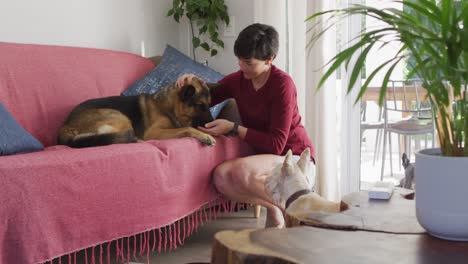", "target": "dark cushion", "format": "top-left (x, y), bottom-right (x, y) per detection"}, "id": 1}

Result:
top-left (122, 45), bottom-right (224, 96)
top-left (0, 102), bottom-right (44, 156)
